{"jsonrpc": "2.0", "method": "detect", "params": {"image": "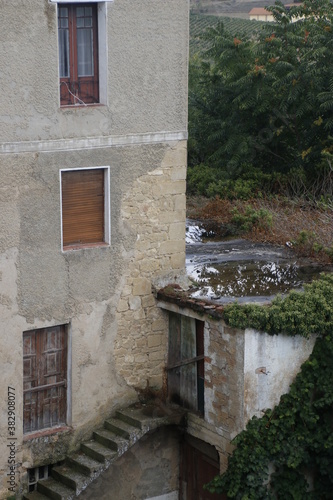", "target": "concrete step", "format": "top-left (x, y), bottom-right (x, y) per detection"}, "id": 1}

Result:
top-left (116, 406), bottom-right (169, 431)
top-left (104, 416), bottom-right (141, 440)
top-left (81, 439), bottom-right (117, 464)
top-left (51, 465), bottom-right (89, 495)
top-left (66, 451), bottom-right (103, 476)
top-left (93, 428), bottom-right (130, 455)
top-left (116, 407), bottom-right (151, 430)
top-left (23, 491), bottom-right (50, 500)
top-left (26, 404), bottom-right (183, 499)
top-left (37, 477), bottom-right (75, 500)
